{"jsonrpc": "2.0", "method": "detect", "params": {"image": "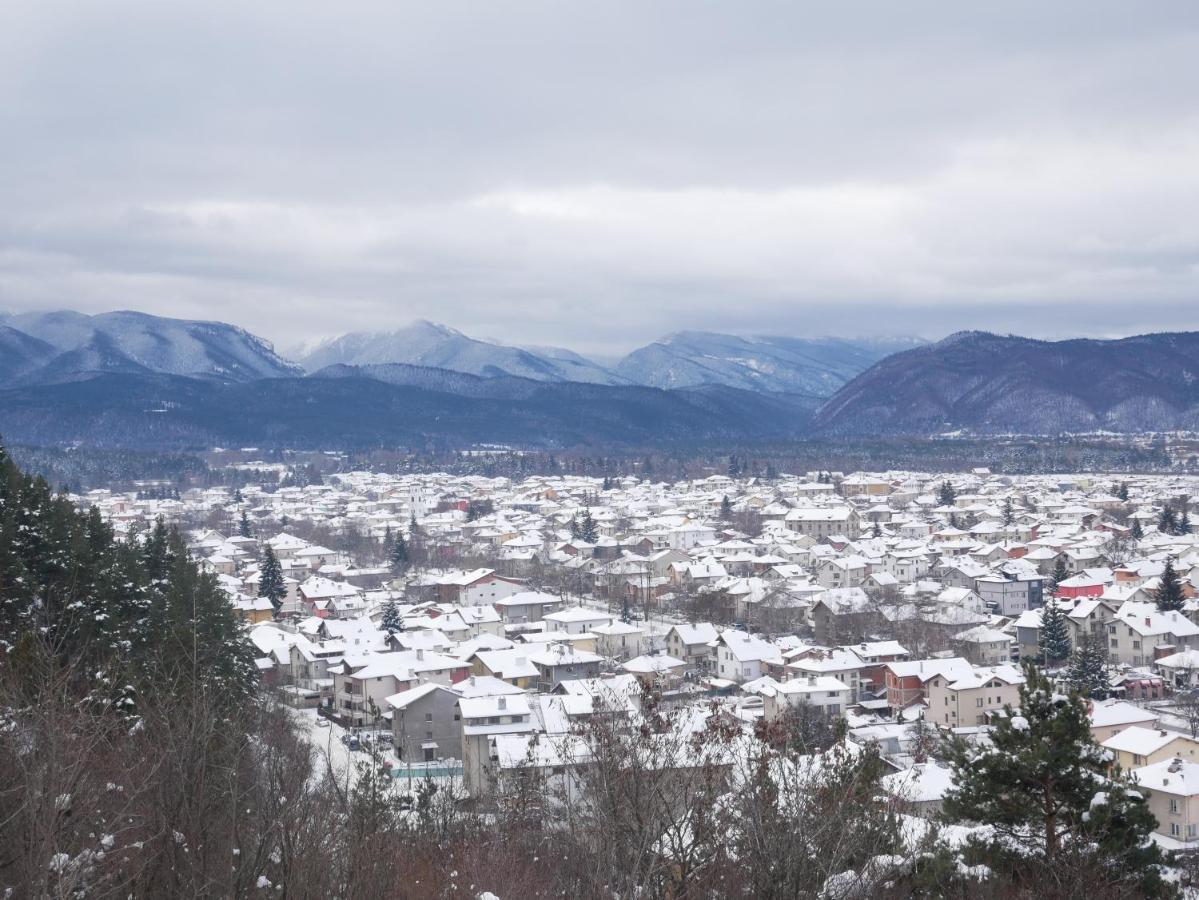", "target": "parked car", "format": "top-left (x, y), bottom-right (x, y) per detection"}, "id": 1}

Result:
top-left (315, 717), bottom-right (330, 729)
